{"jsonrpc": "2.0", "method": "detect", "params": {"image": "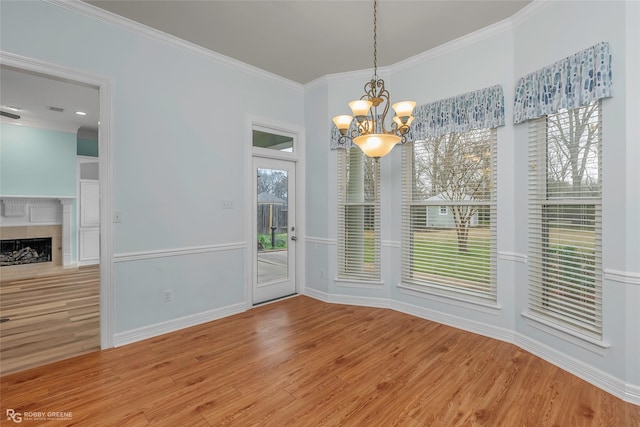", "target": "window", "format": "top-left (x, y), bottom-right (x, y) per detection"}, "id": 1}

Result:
top-left (252, 129), bottom-right (294, 152)
top-left (528, 100), bottom-right (602, 338)
top-left (337, 148), bottom-right (380, 280)
top-left (402, 129), bottom-right (497, 301)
